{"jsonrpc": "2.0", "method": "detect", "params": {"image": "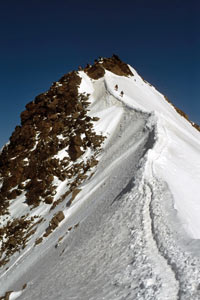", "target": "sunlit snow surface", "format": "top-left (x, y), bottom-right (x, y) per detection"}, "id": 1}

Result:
top-left (0, 67), bottom-right (200, 300)
top-left (105, 67), bottom-right (200, 239)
